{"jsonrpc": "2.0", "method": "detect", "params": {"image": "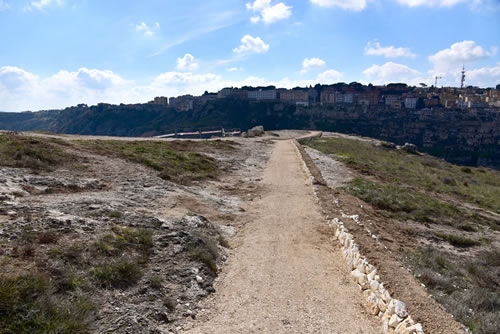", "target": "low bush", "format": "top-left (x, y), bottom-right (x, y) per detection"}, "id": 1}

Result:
top-left (90, 259), bottom-right (142, 289)
top-left (435, 233), bottom-right (481, 248)
top-left (37, 231), bottom-right (59, 244)
top-left (0, 273), bottom-right (94, 333)
top-left (148, 275), bottom-right (163, 290)
top-left (94, 227), bottom-right (154, 255)
top-left (187, 234), bottom-right (219, 276)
